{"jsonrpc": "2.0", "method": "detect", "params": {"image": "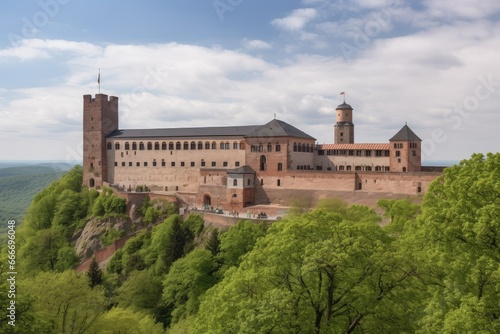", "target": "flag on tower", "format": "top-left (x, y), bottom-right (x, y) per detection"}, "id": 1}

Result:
top-left (97, 71), bottom-right (100, 84)
top-left (340, 91), bottom-right (345, 95)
